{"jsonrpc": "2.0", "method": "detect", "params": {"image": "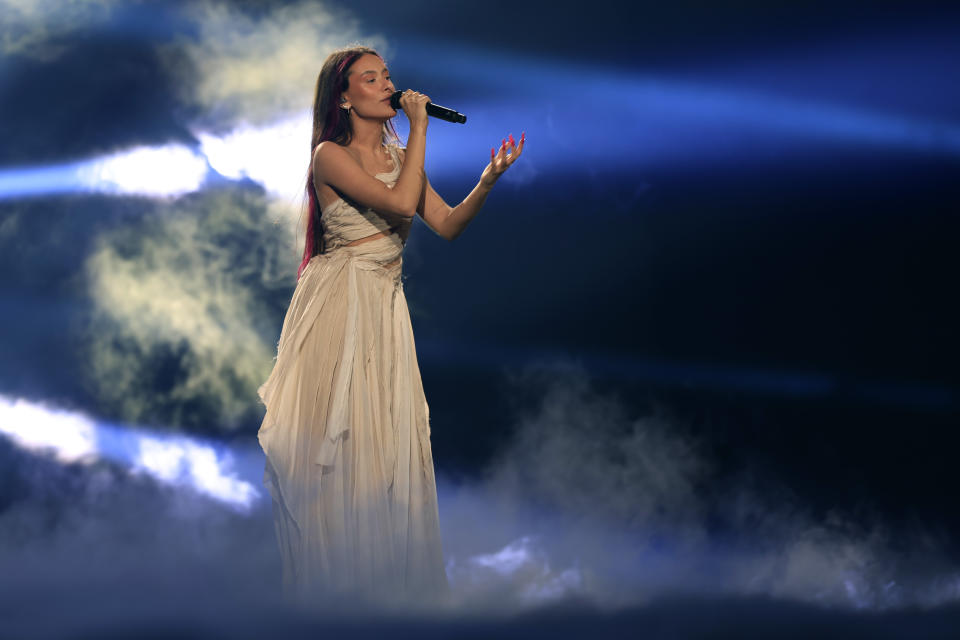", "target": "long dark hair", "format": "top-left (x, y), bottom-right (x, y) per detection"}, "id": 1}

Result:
top-left (298, 45), bottom-right (401, 280)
